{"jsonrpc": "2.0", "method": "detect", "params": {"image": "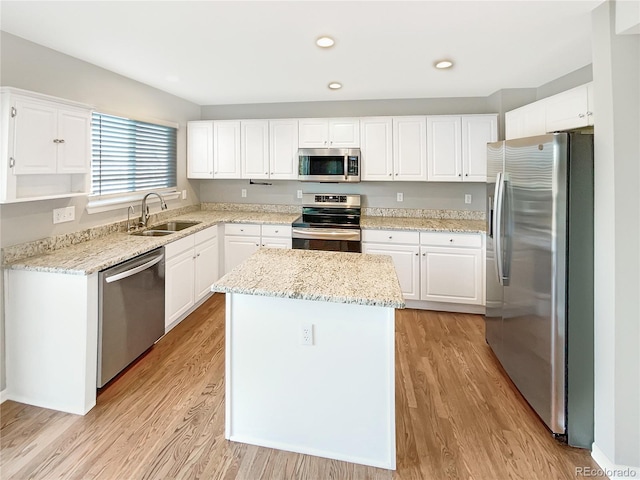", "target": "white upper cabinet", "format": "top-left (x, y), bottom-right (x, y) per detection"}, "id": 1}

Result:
top-left (1, 87), bottom-right (92, 203)
top-left (298, 118), bottom-right (360, 148)
top-left (427, 114), bottom-right (497, 182)
top-left (241, 120), bottom-right (269, 179)
top-left (393, 116), bottom-right (427, 181)
top-left (545, 83), bottom-right (594, 132)
top-left (360, 117), bottom-right (393, 181)
top-left (13, 98), bottom-right (90, 175)
top-left (213, 120), bottom-right (241, 179)
top-left (505, 102), bottom-right (547, 140)
top-left (505, 82), bottom-right (594, 140)
top-left (187, 121), bottom-right (214, 178)
top-left (462, 115), bottom-right (498, 182)
top-left (426, 116), bottom-right (462, 182)
top-left (269, 119), bottom-right (298, 179)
